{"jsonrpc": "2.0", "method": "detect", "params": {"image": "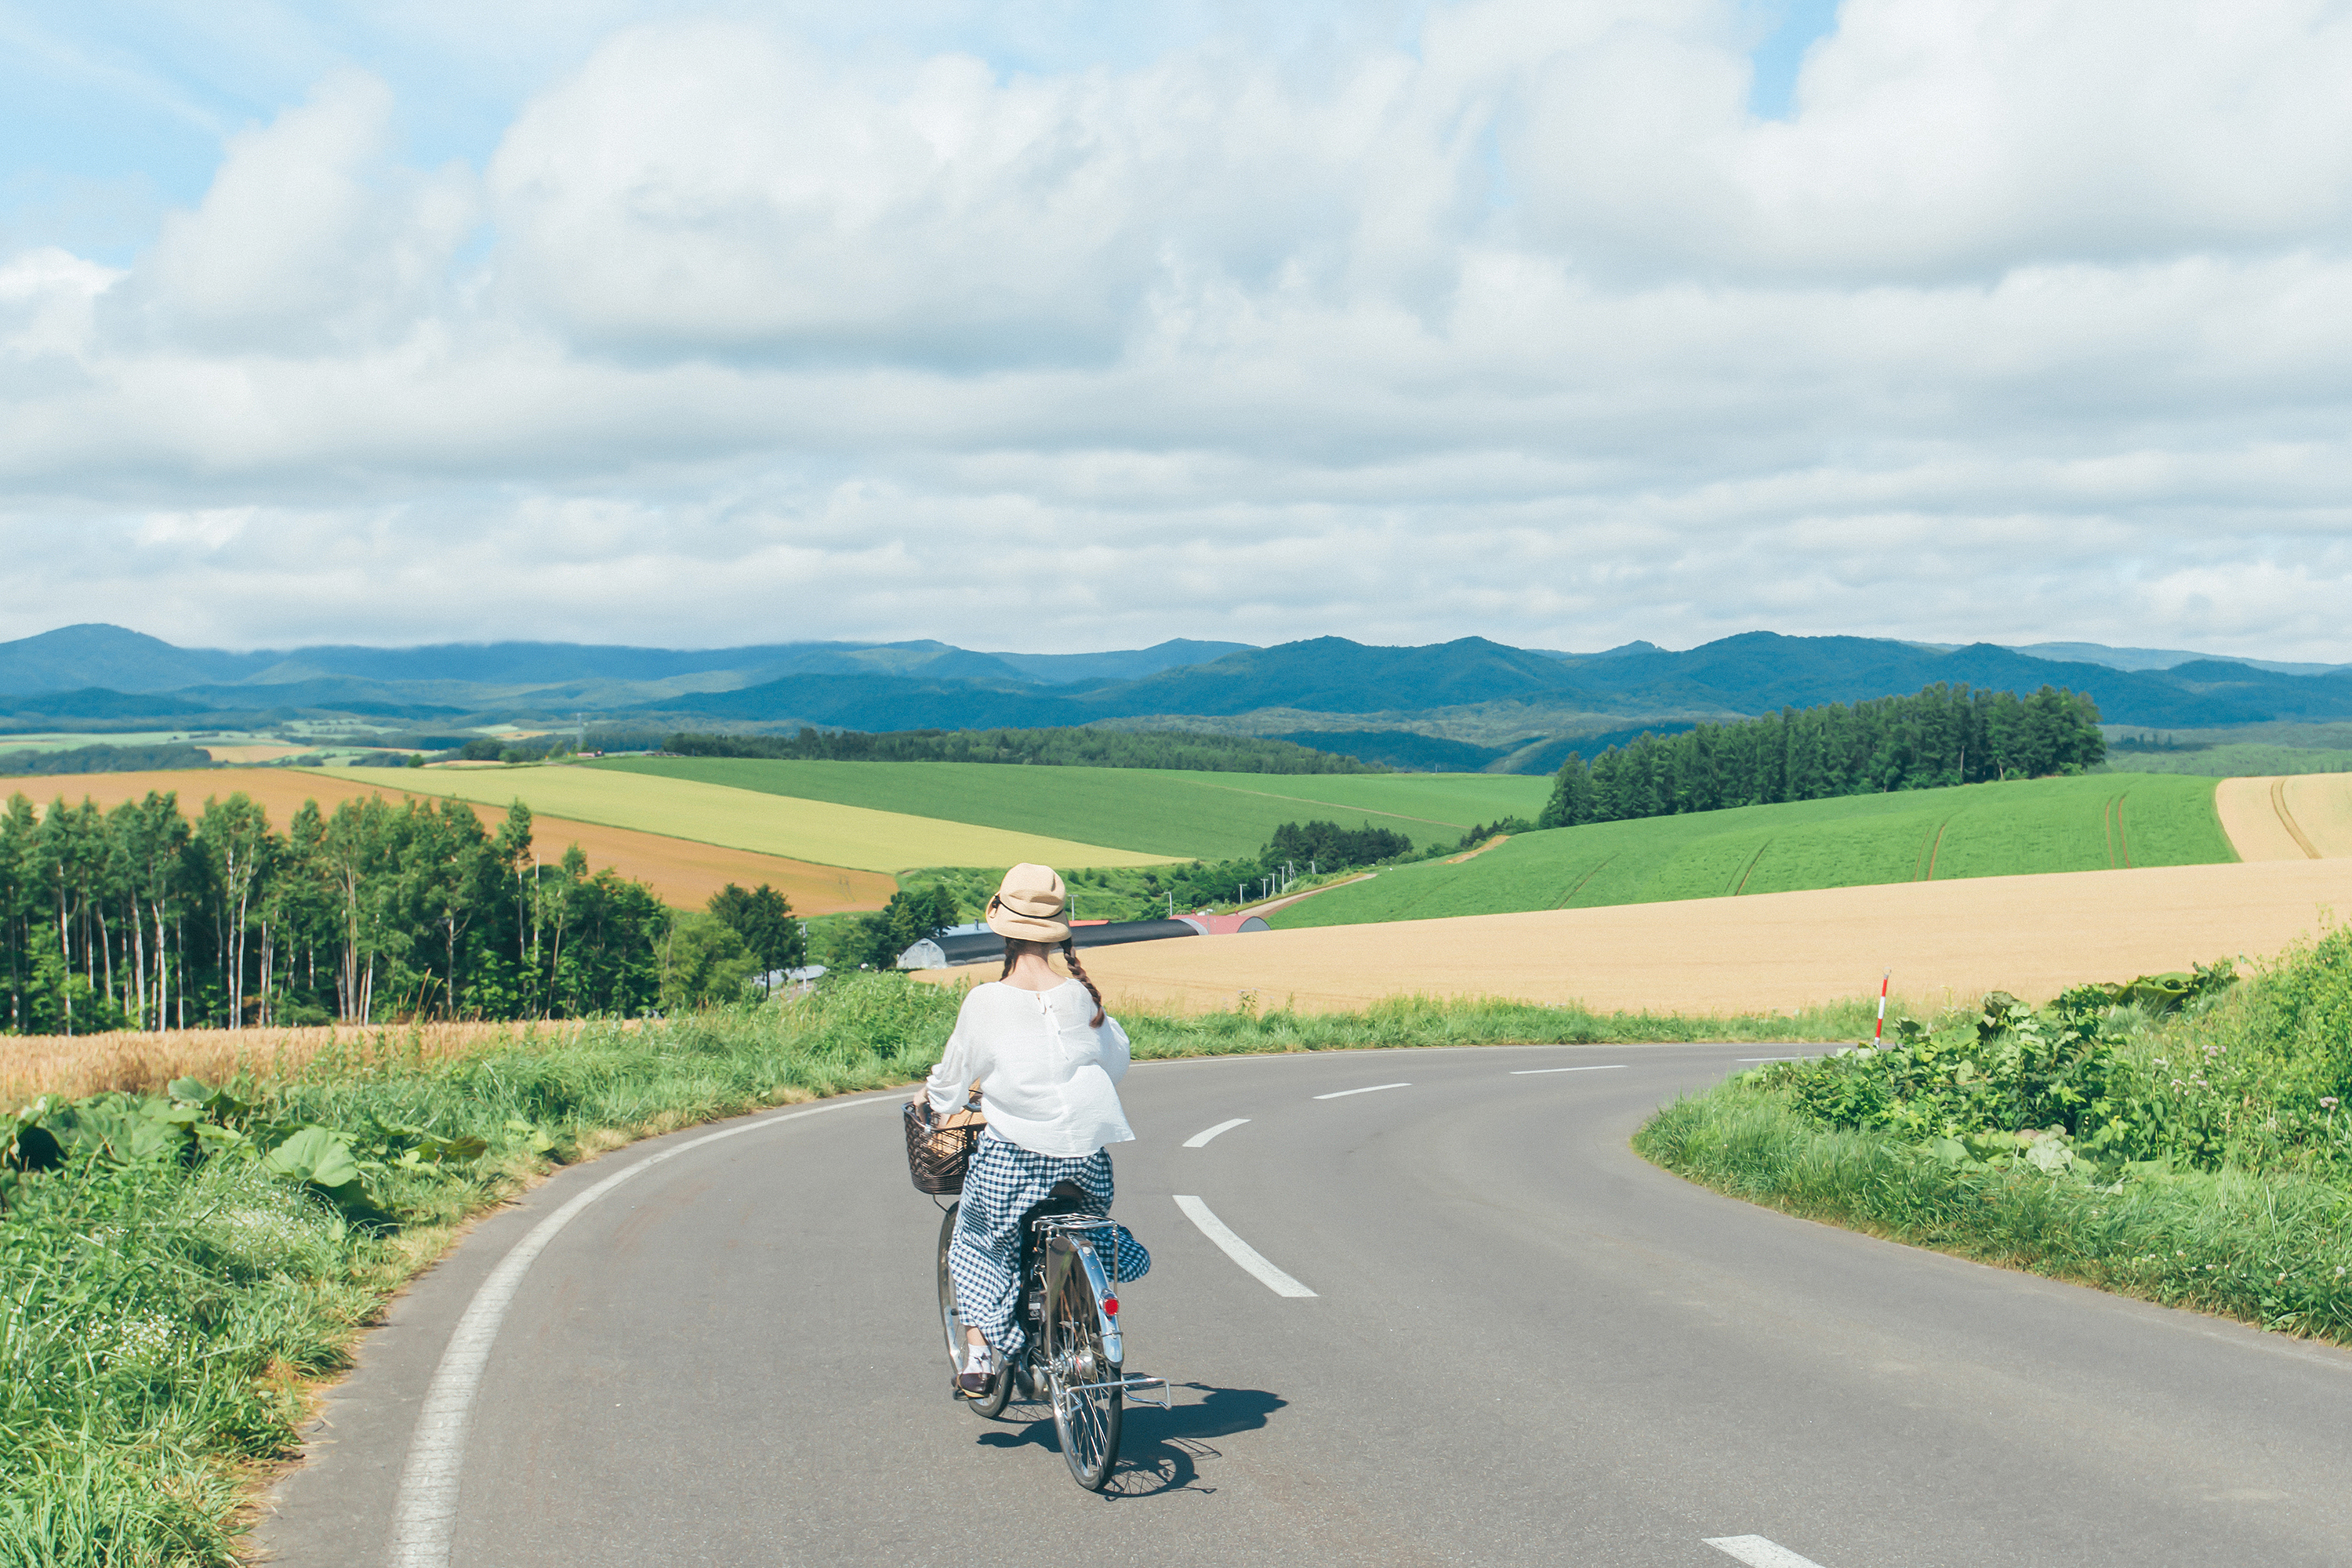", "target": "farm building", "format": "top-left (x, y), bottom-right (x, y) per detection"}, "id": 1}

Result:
top-left (898, 913), bottom-right (1270, 969)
